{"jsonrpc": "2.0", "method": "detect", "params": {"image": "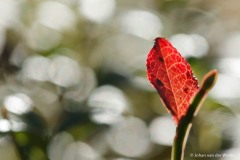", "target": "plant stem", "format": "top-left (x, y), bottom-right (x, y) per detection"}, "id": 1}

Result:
top-left (171, 70), bottom-right (218, 160)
